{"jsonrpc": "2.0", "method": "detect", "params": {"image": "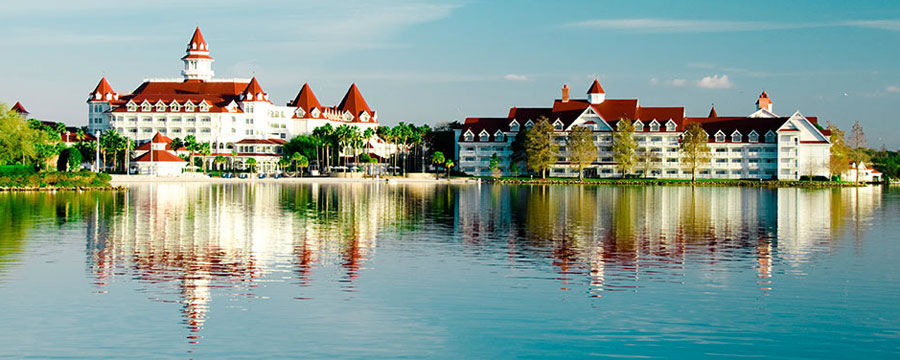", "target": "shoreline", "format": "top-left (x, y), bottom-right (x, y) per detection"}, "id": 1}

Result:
top-left (109, 174), bottom-right (479, 185)
top-left (0, 185), bottom-right (127, 192)
top-left (486, 177), bottom-right (865, 188)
